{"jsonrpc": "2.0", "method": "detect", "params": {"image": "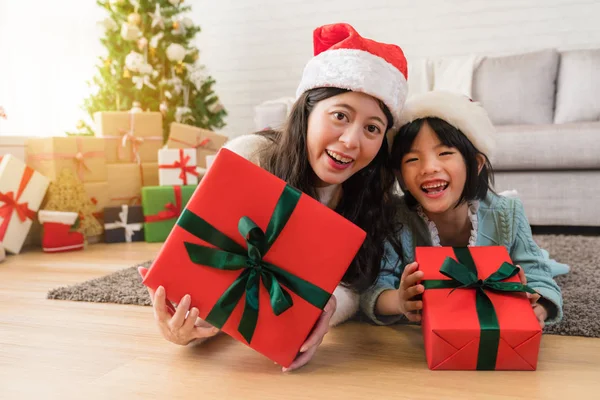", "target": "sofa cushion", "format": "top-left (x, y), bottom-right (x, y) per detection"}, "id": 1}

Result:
top-left (472, 49), bottom-right (559, 125)
top-left (554, 49), bottom-right (600, 124)
top-left (490, 122), bottom-right (600, 170)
